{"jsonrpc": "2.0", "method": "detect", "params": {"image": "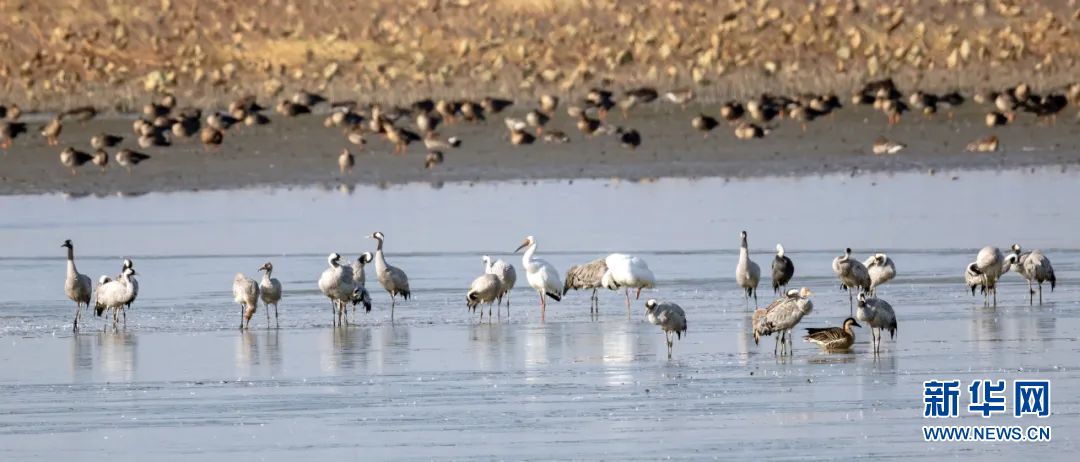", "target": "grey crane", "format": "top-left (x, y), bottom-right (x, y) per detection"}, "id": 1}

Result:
top-left (753, 287), bottom-right (814, 355)
top-left (855, 293), bottom-right (897, 353)
top-left (735, 231), bottom-right (761, 308)
top-left (350, 252), bottom-right (373, 313)
top-left (317, 252), bottom-right (355, 326)
top-left (482, 255), bottom-right (517, 315)
top-left (61, 240), bottom-right (92, 331)
top-left (95, 267), bottom-right (137, 328)
top-left (975, 246), bottom-right (1008, 306)
top-left (563, 258), bottom-right (608, 316)
top-left (258, 262), bottom-right (282, 326)
top-left (771, 243), bottom-right (794, 294)
top-left (832, 248), bottom-right (871, 315)
top-left (369, 232), bottom-right (411, 321)
top-left (645, 299), bottom-right (688, 359)
top-left (864, 253), bottom-right (896, 296)
top-left (1009, 244), bottom-right (1056, 305)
